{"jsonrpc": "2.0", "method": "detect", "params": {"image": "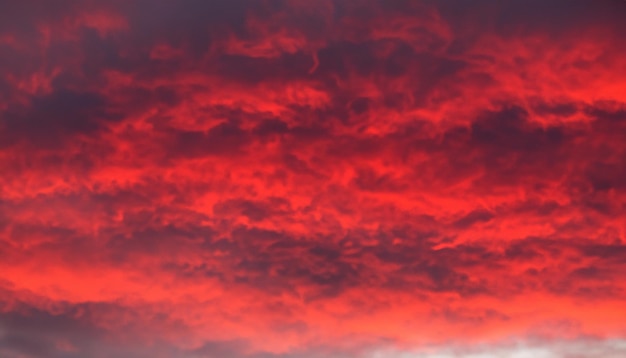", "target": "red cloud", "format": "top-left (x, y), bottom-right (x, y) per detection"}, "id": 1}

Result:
top-left (1, 0), bottom-right (625, 357)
